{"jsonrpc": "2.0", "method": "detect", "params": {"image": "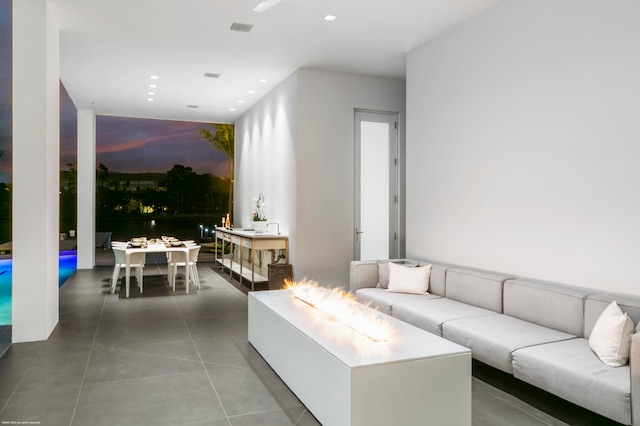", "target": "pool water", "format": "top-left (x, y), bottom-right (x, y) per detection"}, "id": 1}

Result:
top-left (0, 251), bottom-right (77, 326)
